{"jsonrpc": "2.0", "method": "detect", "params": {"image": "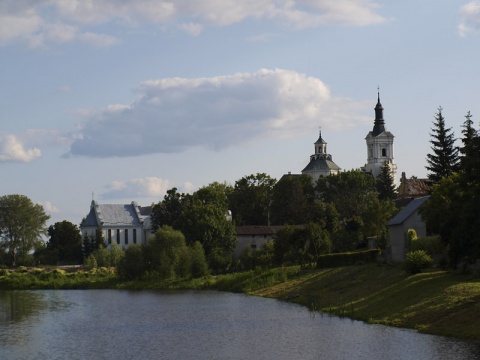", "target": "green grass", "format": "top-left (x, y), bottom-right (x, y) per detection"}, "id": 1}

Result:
top-left (251, 264), bottom-right (480, 341)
